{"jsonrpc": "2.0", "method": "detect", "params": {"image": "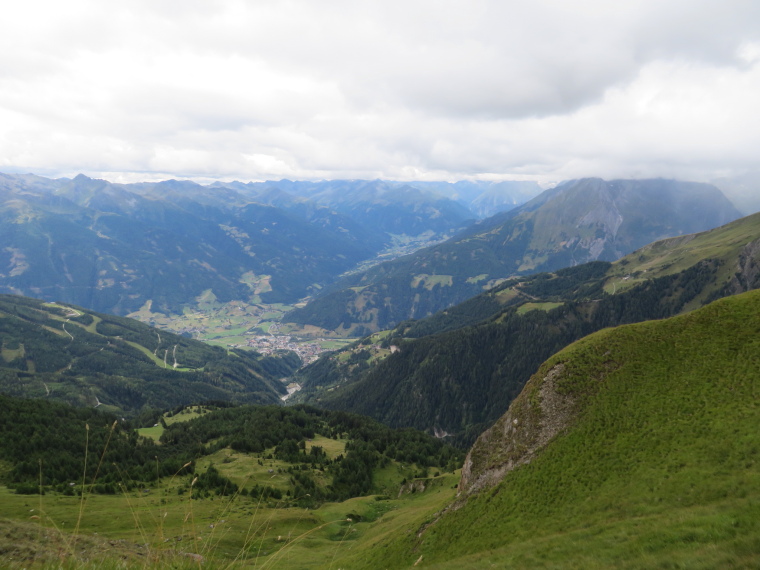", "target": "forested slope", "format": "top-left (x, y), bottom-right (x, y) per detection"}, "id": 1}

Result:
top-left (0, 294), bottom-right (300, 413)
top-left (294, 212), bottom-right (760, 445)
top-left (0, 396), bottom-right (462, 507)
